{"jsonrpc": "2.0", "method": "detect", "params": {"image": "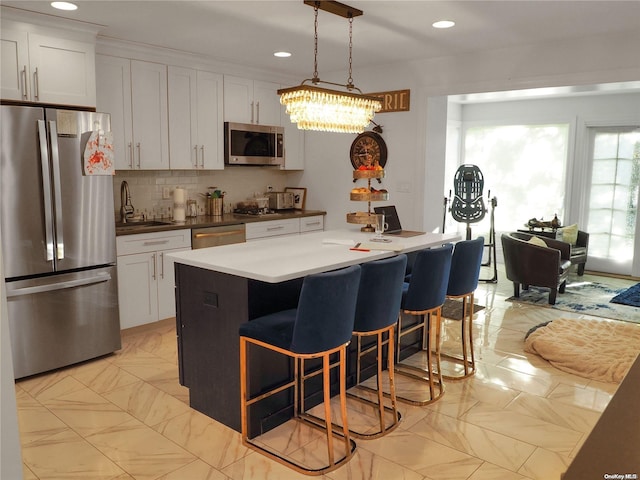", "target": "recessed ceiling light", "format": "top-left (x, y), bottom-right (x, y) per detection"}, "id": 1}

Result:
top-left (432, 20), bottom-right (455, 29)
top-left (51, 2), bottom-right (78, 11)
top-left (274, 51), bottom-right (292, 58)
